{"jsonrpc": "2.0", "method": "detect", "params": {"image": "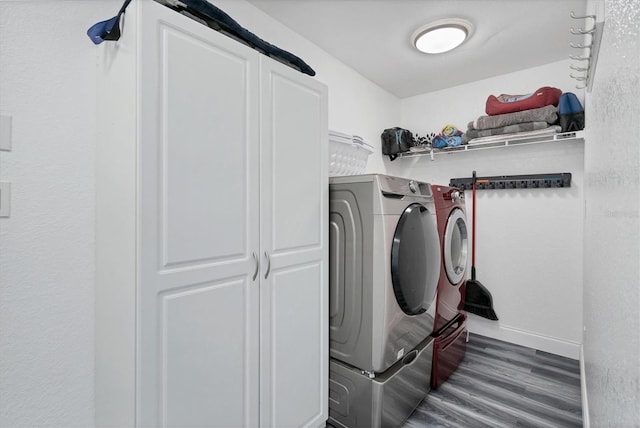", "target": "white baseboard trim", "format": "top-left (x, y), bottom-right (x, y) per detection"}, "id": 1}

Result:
top-left (580, 345), bottom-right (590, 428)
top-left (466, 316), bottom-right (581, 359)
